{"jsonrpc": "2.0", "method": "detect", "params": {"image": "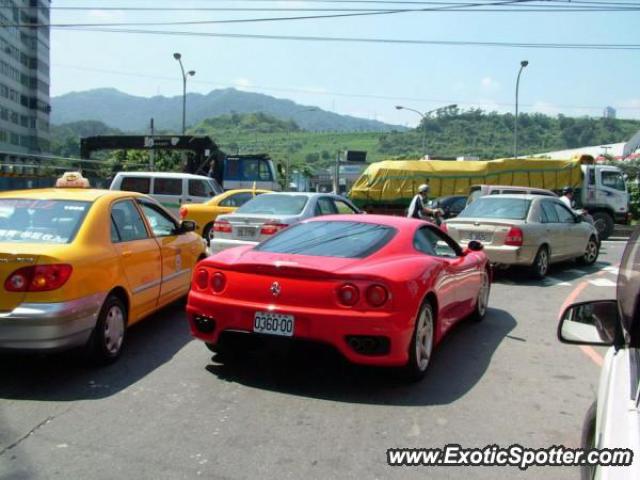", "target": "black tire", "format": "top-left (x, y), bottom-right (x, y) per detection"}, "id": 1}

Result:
top-left (591, 211), bottom-right (614, 240)
top-left (578, 236), bottom-right (599, 266)
top-left (403, 301), bottom-right (435, 382)
top-left (469, 270), bottom-right (490, 322)
top-left (530, 246), bottom-right (550, 279)
top-left (86, 295), bottom-right (127, 366)
top-left (202, 222), bottom-right (214, 245)
top-left (581, 401), bottom-right (597, 480)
